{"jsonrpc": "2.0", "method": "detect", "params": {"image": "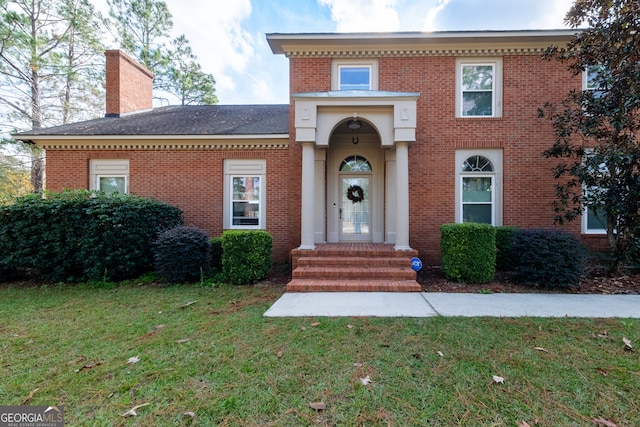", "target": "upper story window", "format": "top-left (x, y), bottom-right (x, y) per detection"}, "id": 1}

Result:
top-left (583, 64), bottom-right (606, 98)
top-left (456, 58), bottom-right (503, 118)
top-left (332, 59), bottom-right (378, 91)
top-left (90, 159), bottom-right (129, 194)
